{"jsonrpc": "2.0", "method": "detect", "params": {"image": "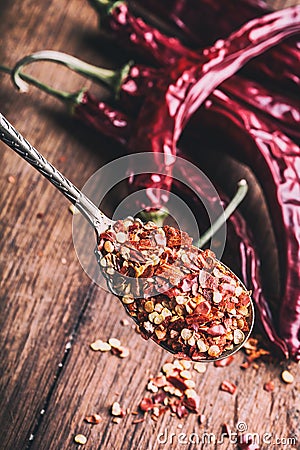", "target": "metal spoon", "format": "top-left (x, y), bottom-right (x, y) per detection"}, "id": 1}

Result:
top-left (0, 113), bottom-right (254, 362)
